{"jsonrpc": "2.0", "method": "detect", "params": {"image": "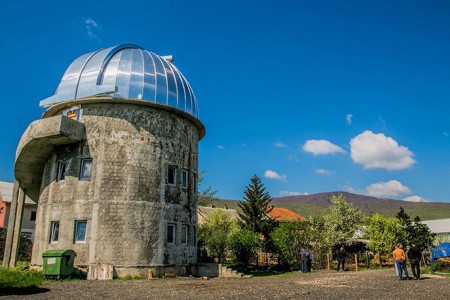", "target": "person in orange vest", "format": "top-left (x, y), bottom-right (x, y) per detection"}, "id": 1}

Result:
top-left (392, 244), bottom-right (410, 280)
